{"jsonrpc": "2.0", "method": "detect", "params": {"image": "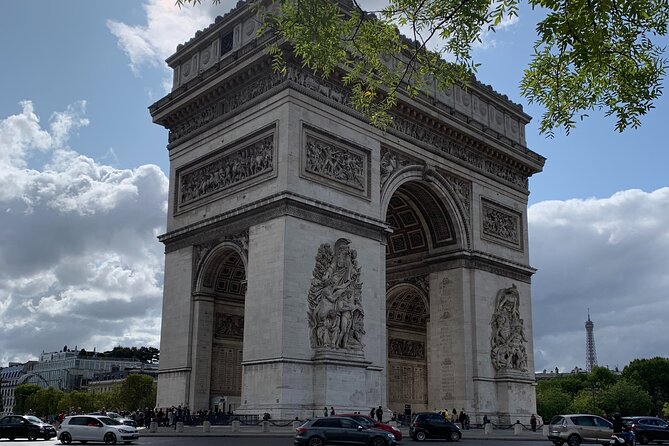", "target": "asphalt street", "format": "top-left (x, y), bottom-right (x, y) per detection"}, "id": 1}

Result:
top-left (0, 437), bottom-right (554, 446)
